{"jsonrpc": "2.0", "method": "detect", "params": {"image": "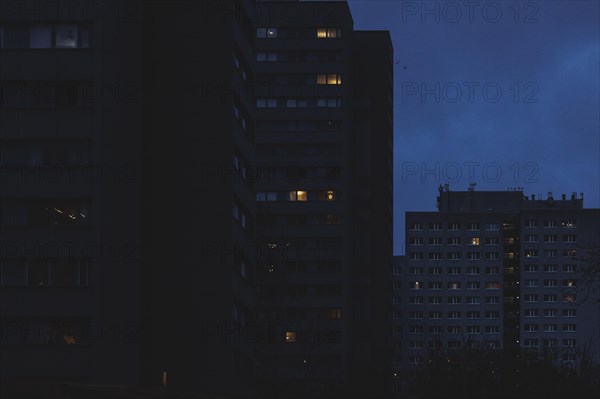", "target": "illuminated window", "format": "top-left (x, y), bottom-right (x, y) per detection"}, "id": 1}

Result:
top-left (289, 191), bottom-right (307, 201)
top-left (316, 28), bottom-right (341, 38)
top-left (326, 191), bottom-right (335, 201)
top-left (471, 237), bottom-right (480, 245)
top-left (55, 25), bottom-right (78, 48)
top-left (448, 282), bottom-right (460, 290)
top-left (316, 74), bottom-right (342, 85)
top-left (285, 331), bottom-right (297, 343)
